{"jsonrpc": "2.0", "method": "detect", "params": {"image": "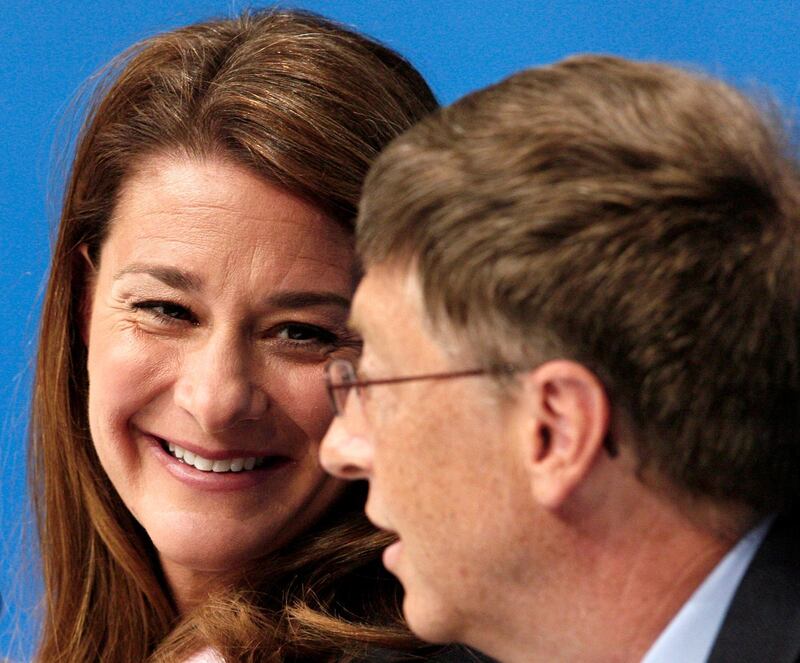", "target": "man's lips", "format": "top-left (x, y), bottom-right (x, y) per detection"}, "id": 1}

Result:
top-left (364, 506), bottom-right (403, 571)
top-left (382, 538), bottom-right (404, 571)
